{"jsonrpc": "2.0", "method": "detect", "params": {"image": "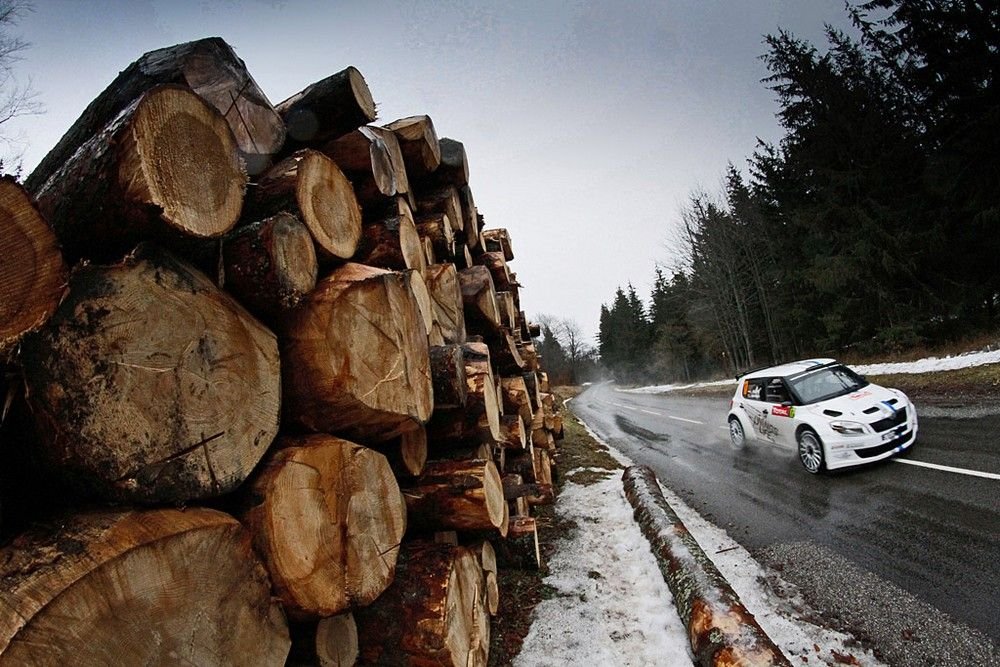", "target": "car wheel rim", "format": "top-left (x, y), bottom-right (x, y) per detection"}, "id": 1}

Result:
top-left (799, 432), bottom-right (822, 473)
top-left (729, 419), bottom-right (744, 448)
